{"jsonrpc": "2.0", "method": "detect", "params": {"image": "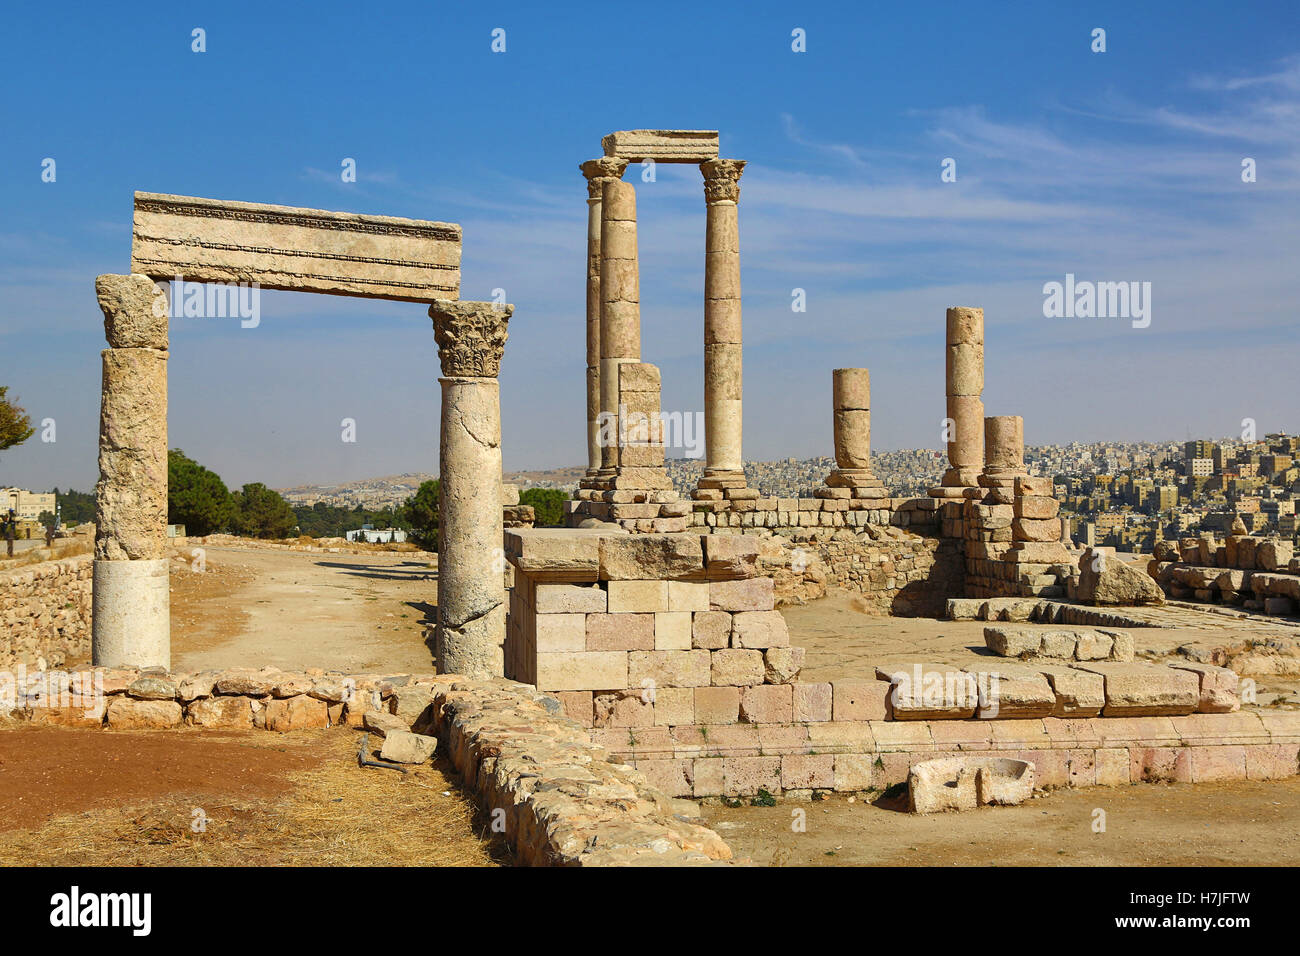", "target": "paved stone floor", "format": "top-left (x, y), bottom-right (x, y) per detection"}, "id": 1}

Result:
top-left (783, 588), bottom-right (1300, 706)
